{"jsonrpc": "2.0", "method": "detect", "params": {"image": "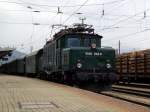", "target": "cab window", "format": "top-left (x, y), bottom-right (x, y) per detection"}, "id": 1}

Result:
top-left (81, 37), bottom-right (101, 47)
top-left (91, 38), bottom-right (101, 47)
top-left (67, 38), bottom-right (80, 47)
top-left (83, 38), bottom-right (90, 47)
top-left (66, 35), bottom-right (101, 47)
